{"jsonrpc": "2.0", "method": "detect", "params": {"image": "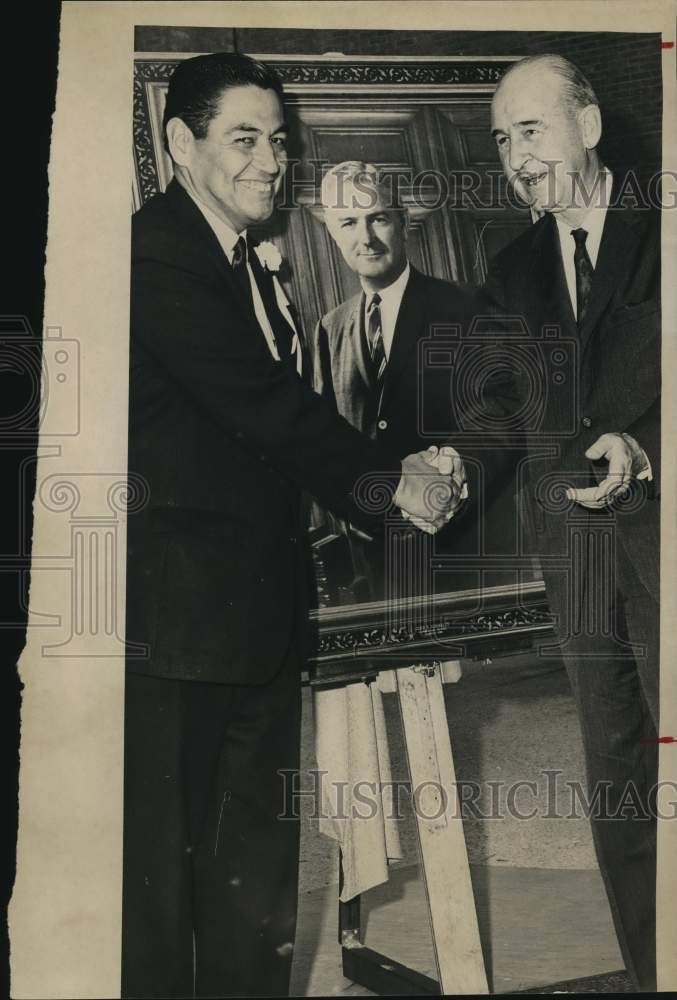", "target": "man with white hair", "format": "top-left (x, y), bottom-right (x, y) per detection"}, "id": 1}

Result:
top-left (487, 53), bottom-right (660, 991)
top-left (315, 161), bottom-right (471, 448)
top-left (310, 160), bottom-right (518, 594)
